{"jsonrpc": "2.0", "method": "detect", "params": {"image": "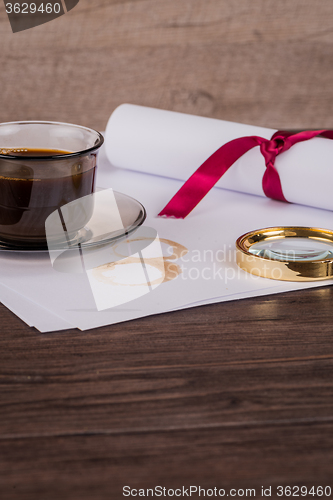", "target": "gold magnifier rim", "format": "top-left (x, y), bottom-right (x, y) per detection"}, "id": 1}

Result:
top-left (236, 226), bottom-right (333, 281)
